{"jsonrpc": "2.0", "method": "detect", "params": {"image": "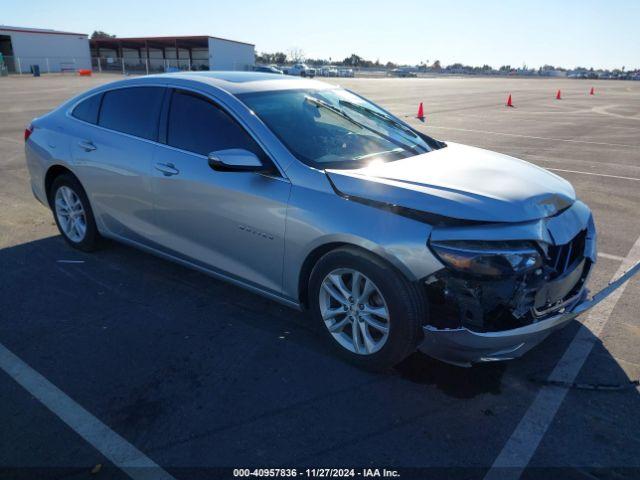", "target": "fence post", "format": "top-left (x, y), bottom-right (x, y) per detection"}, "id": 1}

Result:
top-left (97, 57), bottom-right (102, 73)
top-left (46, 58), bottom-right (50, 73)
top-left (122, 57), bottom-right (125, 75)
top-left (145, 57), bottom-right (149, 75)
top-left (16, 57), bottom-right (22, 75)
